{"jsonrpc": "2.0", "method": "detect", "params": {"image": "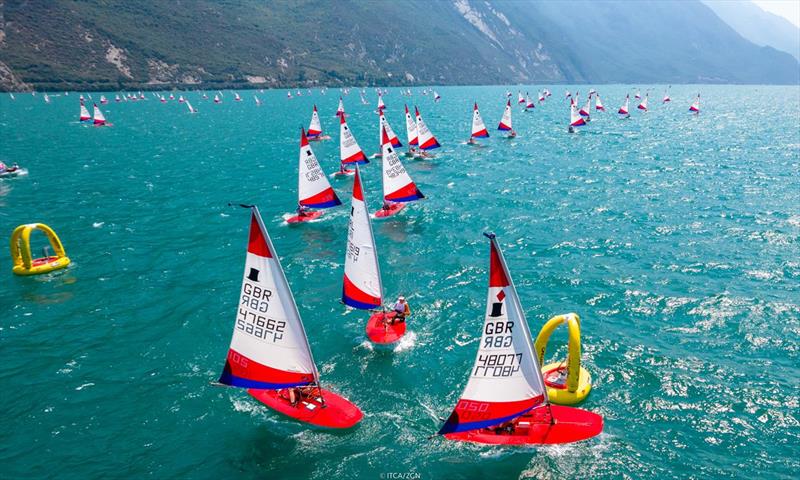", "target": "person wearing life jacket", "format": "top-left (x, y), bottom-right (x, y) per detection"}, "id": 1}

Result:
top-left (297, 204), bottom-right (310, 217)
top-left (388, 296), bottom-right (410, 325)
